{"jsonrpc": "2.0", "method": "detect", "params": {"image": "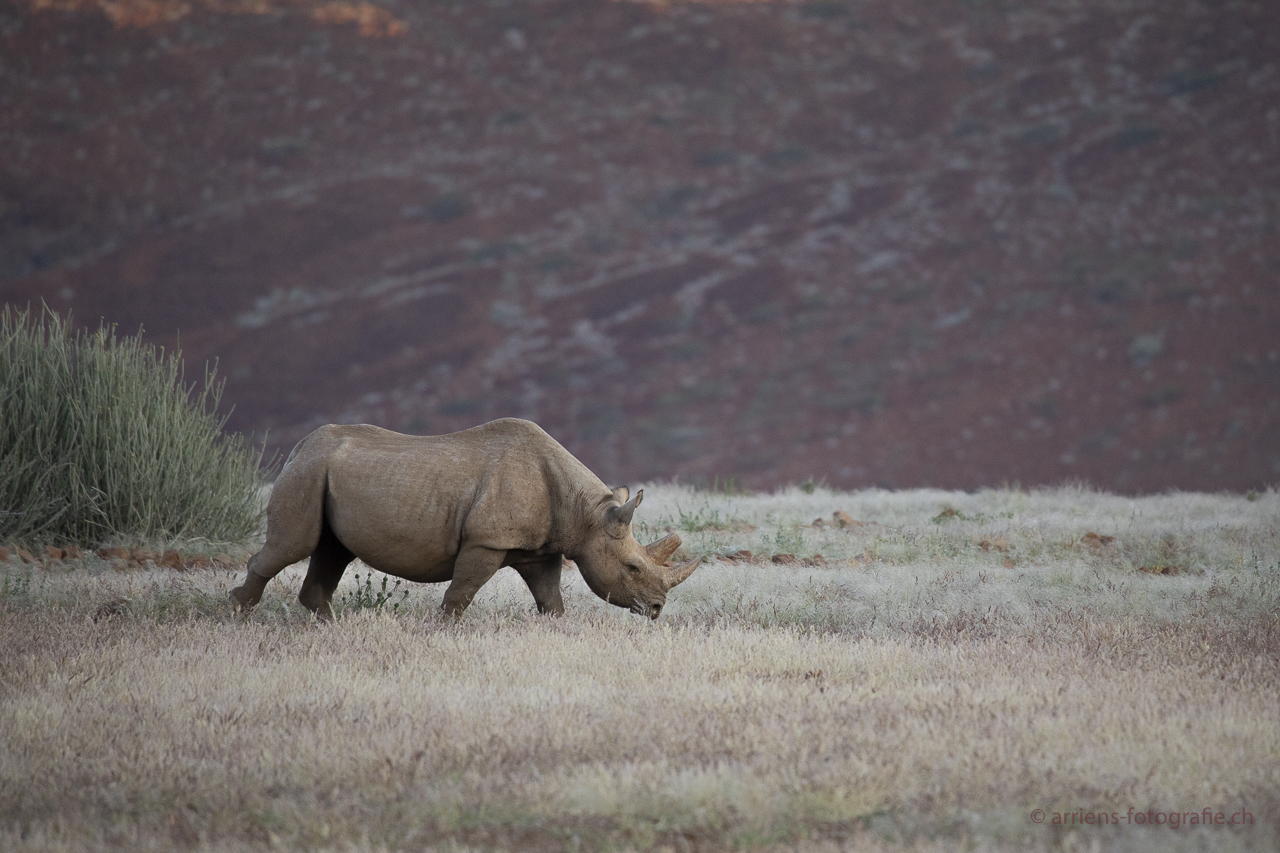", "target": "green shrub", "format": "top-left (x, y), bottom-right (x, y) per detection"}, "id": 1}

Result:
top-left (0, 306), bottom-right (271, 547)
top-left (338, 568), bottom-right (409, 614)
